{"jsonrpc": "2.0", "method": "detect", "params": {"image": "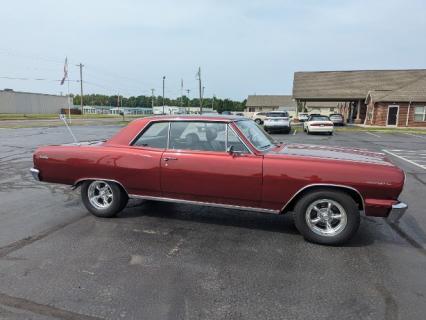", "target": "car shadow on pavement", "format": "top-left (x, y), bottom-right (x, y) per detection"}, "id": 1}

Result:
top-left (120, 200), bottom-right (299, 235)
top-left (118, 200), bottom-right (377, 247)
